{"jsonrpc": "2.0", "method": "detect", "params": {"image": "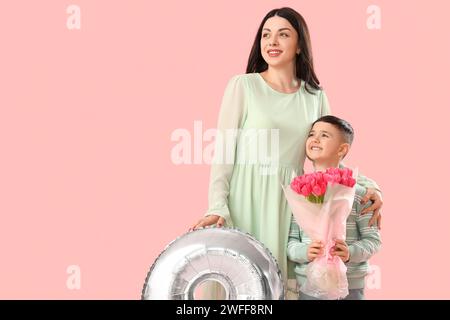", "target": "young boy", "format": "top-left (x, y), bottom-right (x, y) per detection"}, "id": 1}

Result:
top-left (287, 115), bottom-right (382, 300)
